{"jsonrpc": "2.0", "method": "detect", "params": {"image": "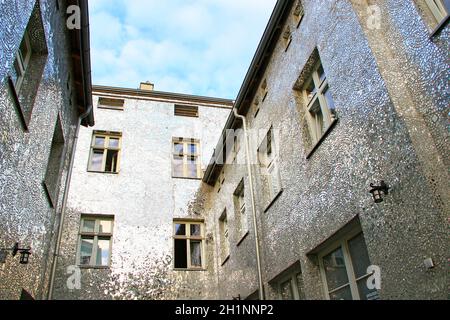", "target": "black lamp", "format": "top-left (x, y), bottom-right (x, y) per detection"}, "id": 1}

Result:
top-left (369, 181), bottom-right (390, 203)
